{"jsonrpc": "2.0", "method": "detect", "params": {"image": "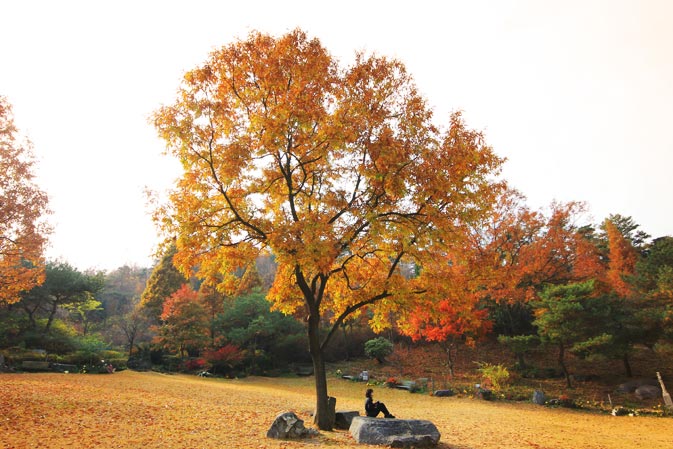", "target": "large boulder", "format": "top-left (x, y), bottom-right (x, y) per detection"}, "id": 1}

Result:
top-left (635, 384), bottom-right (662, 400)
top-left (616, 378), bottom-right (658, 393)
top-left (266, 411), bottom-right (318, 439)
top-left (349, 417), bottom-right (440, 447)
